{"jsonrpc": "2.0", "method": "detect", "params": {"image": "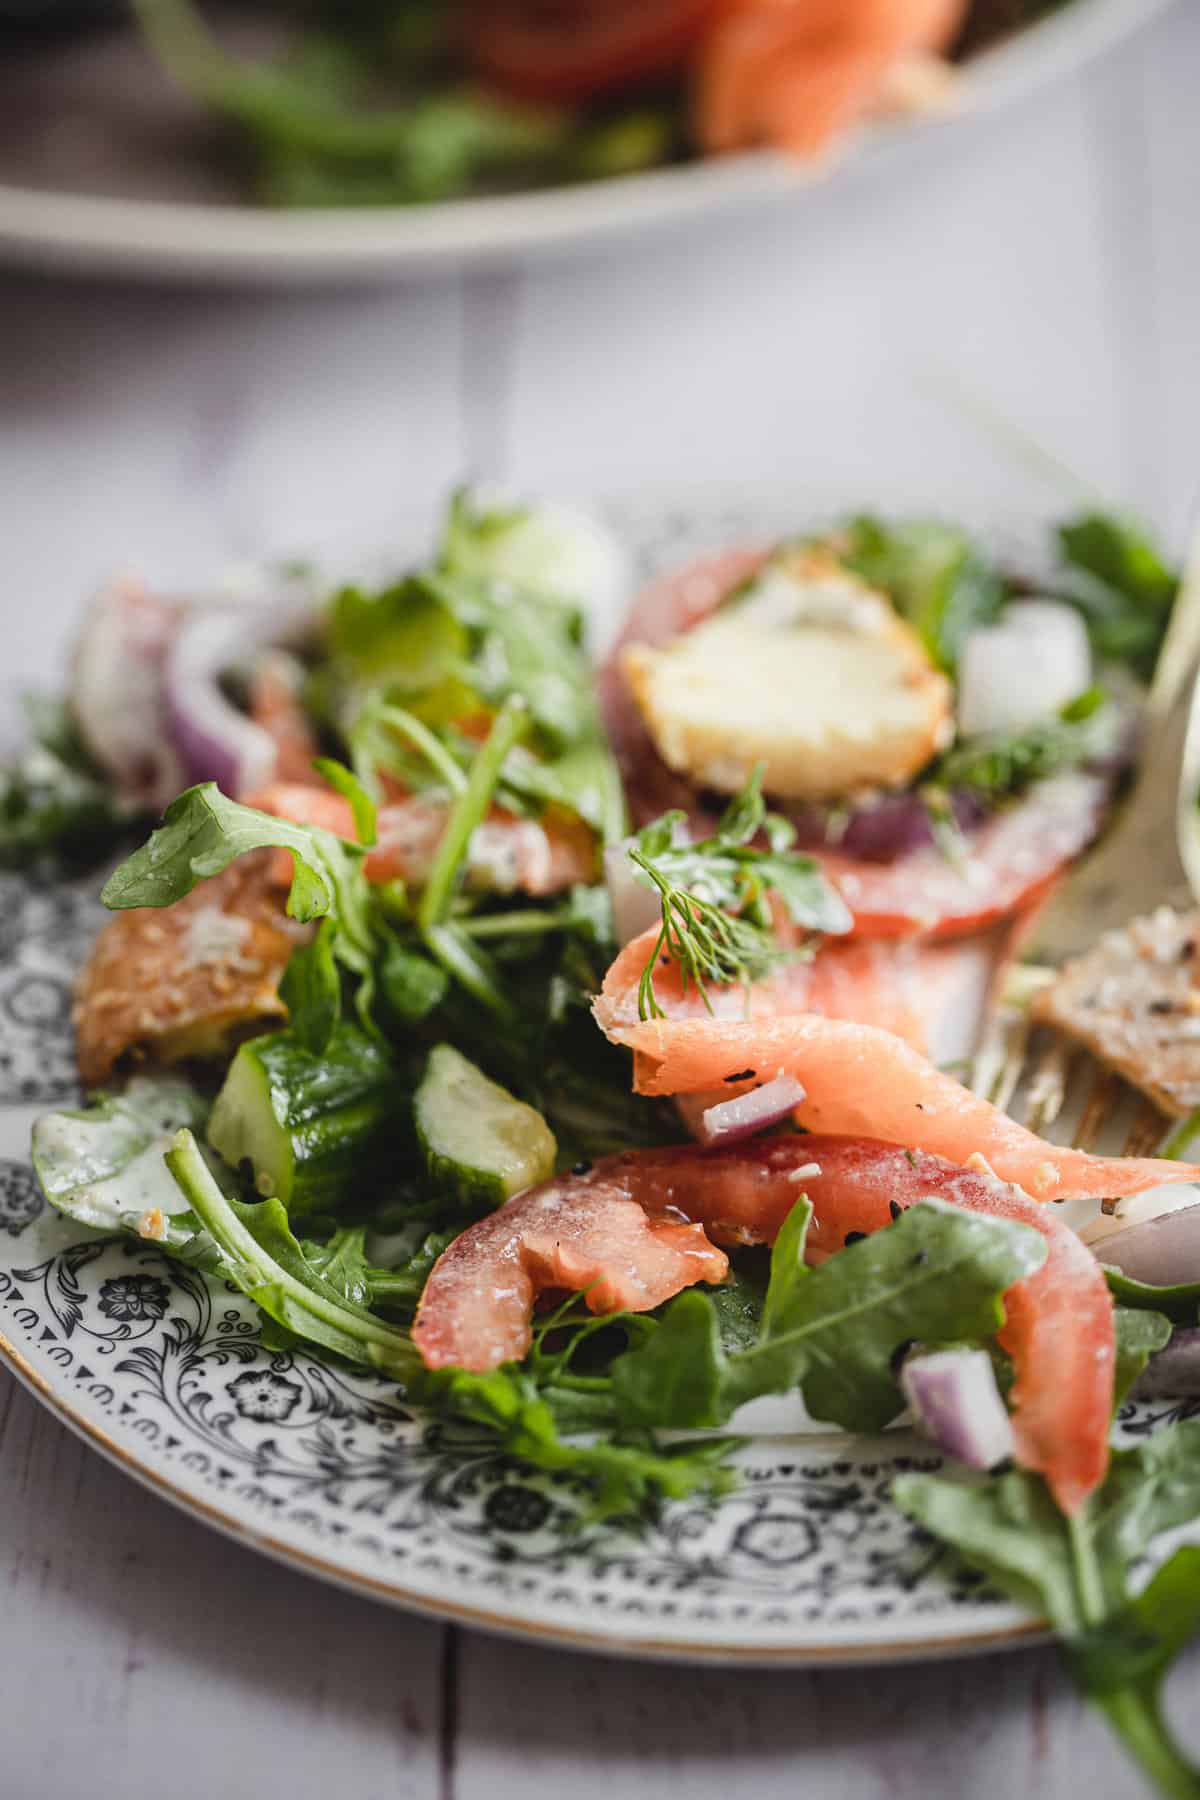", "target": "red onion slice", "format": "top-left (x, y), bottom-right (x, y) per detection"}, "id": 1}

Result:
top-left (900, 1348), bottom-right (1015, 1471)
top-left (71, 580), bottom-right (185, 810)
top-left (693, 1073), bottom-right (807, 1147)
top-left (164, 599), bottom-right (319, 798)
top-left (787, 789), bottom-right (987, 864)
top-left (1131, 1327), bottom-right (1200, 1398)
top-left (1097, 1202), bottom-right (1200, 1289)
